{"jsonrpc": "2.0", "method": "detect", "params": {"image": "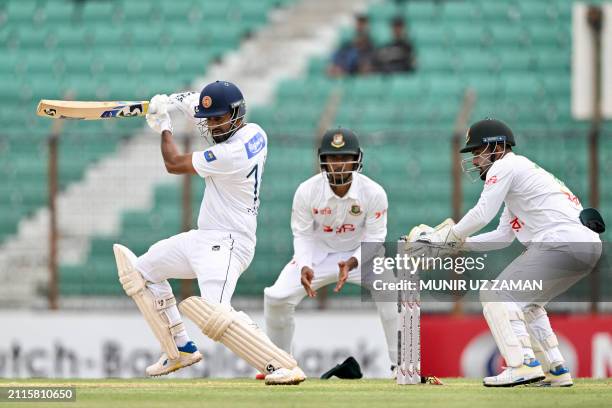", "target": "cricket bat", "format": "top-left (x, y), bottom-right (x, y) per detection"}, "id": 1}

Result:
top-left (36, 100), bottom-right (149, 120)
